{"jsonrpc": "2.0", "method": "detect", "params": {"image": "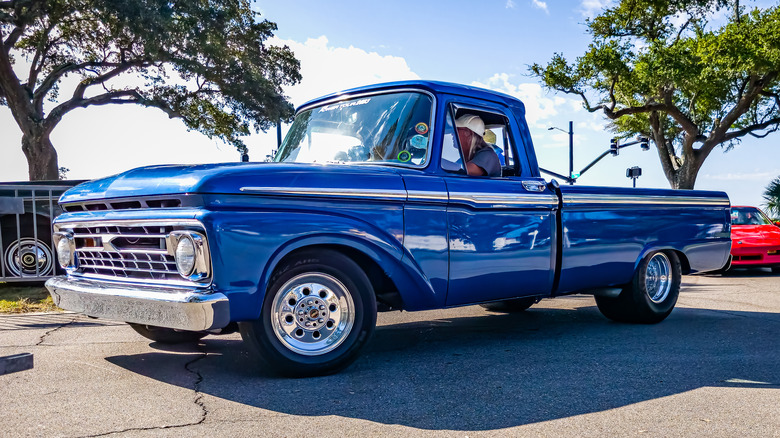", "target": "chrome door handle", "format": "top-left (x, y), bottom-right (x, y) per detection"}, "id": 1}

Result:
top-left (522, 181), bottom-right (546, 192)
